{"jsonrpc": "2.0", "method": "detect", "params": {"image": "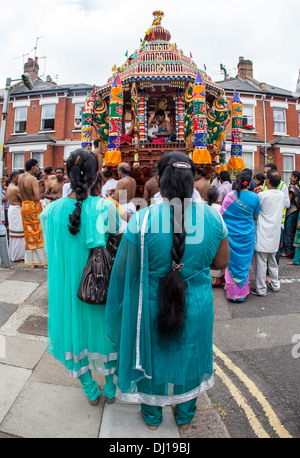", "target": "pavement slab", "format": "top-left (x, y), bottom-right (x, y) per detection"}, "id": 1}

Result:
top-left (0, 270), bottom-right (16, 282)
top-left (8, 269), bottom-right (47, 284)
top-left (0, 280), bottom-right (40, 305)
top-left (0, 336), bottom-right (46, 370)
top-left (0, 380), bottom-right (104, 438)
top-left (0, 363), bottom-right (32, 424)
top-left (99, 403), bottom-right (180, 439)
top-left (0, 302), bottom-right (18, 328)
